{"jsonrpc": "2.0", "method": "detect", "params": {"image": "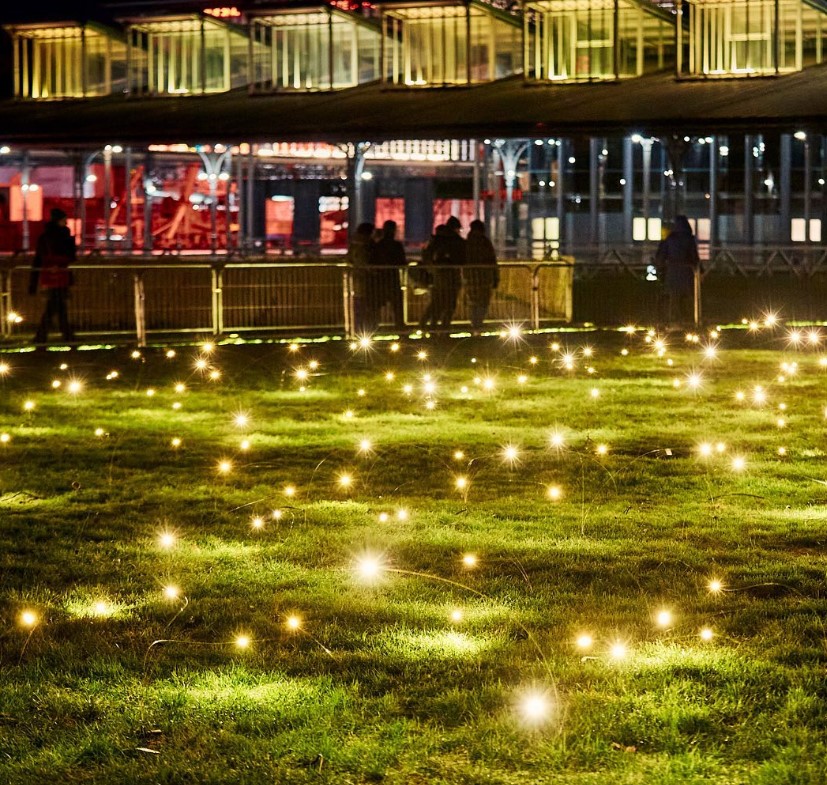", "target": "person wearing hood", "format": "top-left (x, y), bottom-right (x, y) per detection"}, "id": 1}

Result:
top-left (655, 215), bottom-right (700, 327)
top-left (29, 208), bottom-right (76, 345)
